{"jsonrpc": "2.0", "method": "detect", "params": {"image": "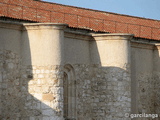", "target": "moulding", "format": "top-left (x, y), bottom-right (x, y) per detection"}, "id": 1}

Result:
top-left (0, 21), bottom-right (23, 30)
top-left (92, 33), bottom-right (134, 41)
top-left (23, 23), bottom-right (68, 30)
